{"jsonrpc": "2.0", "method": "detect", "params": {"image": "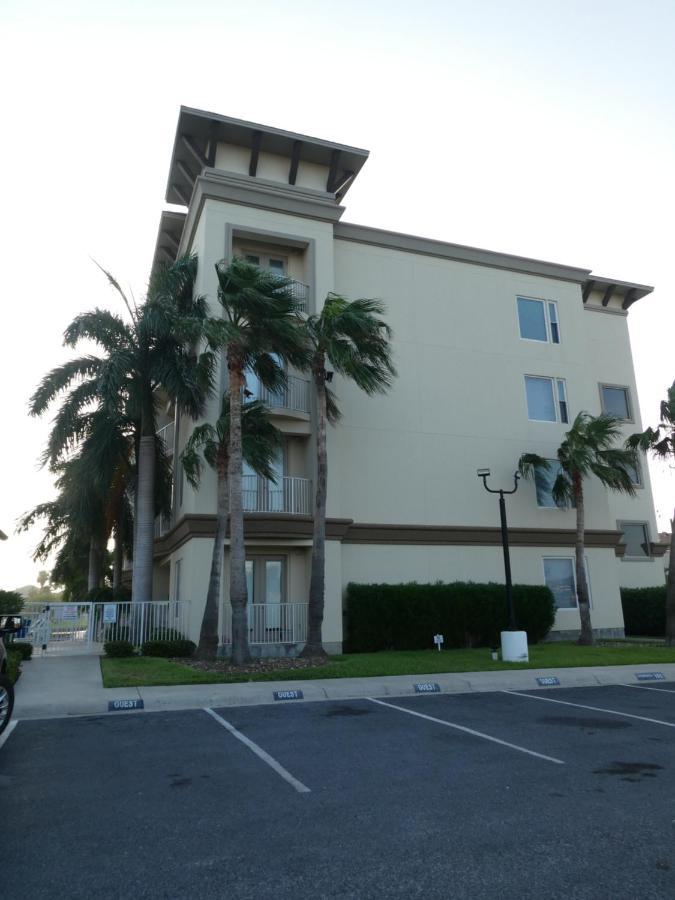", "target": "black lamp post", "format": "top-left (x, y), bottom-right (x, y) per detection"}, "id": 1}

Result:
top-left (477, 468), bottom-right (520, 631)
